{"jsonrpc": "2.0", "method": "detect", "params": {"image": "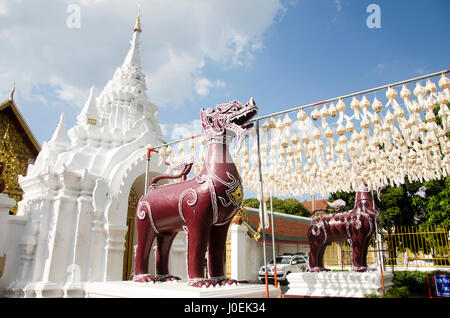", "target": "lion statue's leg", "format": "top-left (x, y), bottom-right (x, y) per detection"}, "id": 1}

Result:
top-left (308, 226), bottom-right (325, 272)
top-left (184, 216), bottom-right (218, 287)
top-left (133, 211), bottom-right (157, 283)
top-left (155, 232), bottom-right (181, 282)
top-left (350, 231), bottom-right (367, 272)
top-left (318, 243), bottom-right (330, 271)
top-left (208, 221), bottom-right (237, 286)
